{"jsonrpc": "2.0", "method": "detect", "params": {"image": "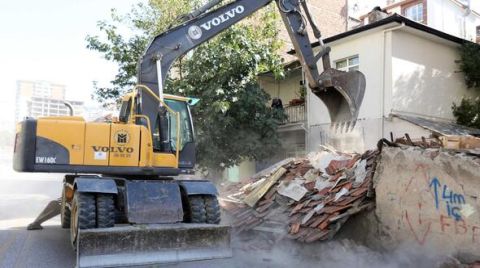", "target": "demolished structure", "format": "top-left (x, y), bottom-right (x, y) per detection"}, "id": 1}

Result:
top-left (221, 147), bottom-right (378, 243)
top-left (220, 135), bottom-right (480, 263)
